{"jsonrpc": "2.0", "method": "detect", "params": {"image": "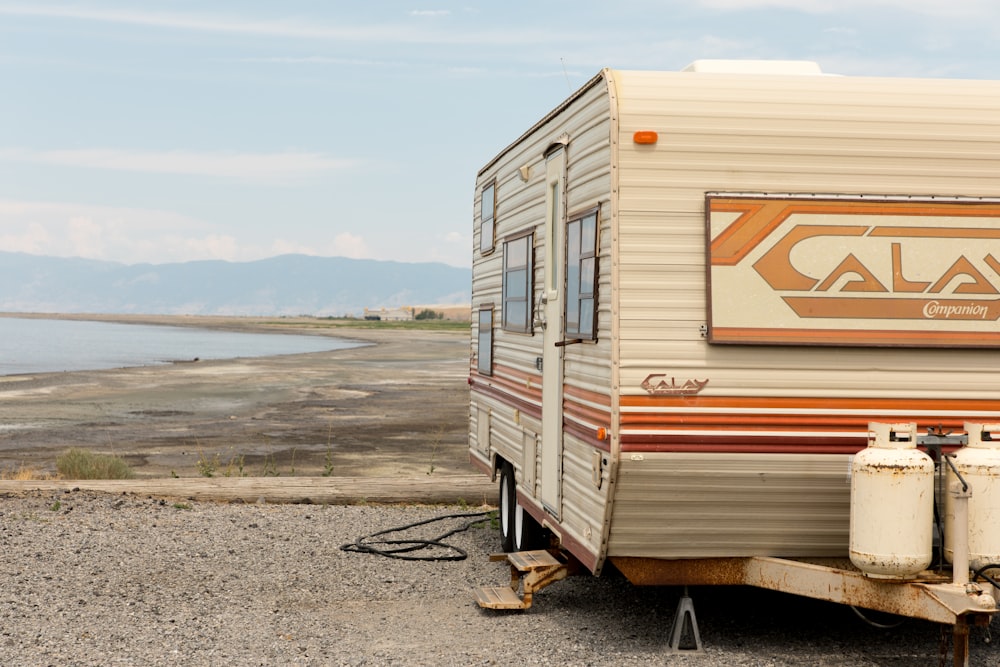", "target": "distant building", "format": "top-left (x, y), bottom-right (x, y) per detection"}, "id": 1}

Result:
top-left (363, 307), bottom-right (414, 321)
